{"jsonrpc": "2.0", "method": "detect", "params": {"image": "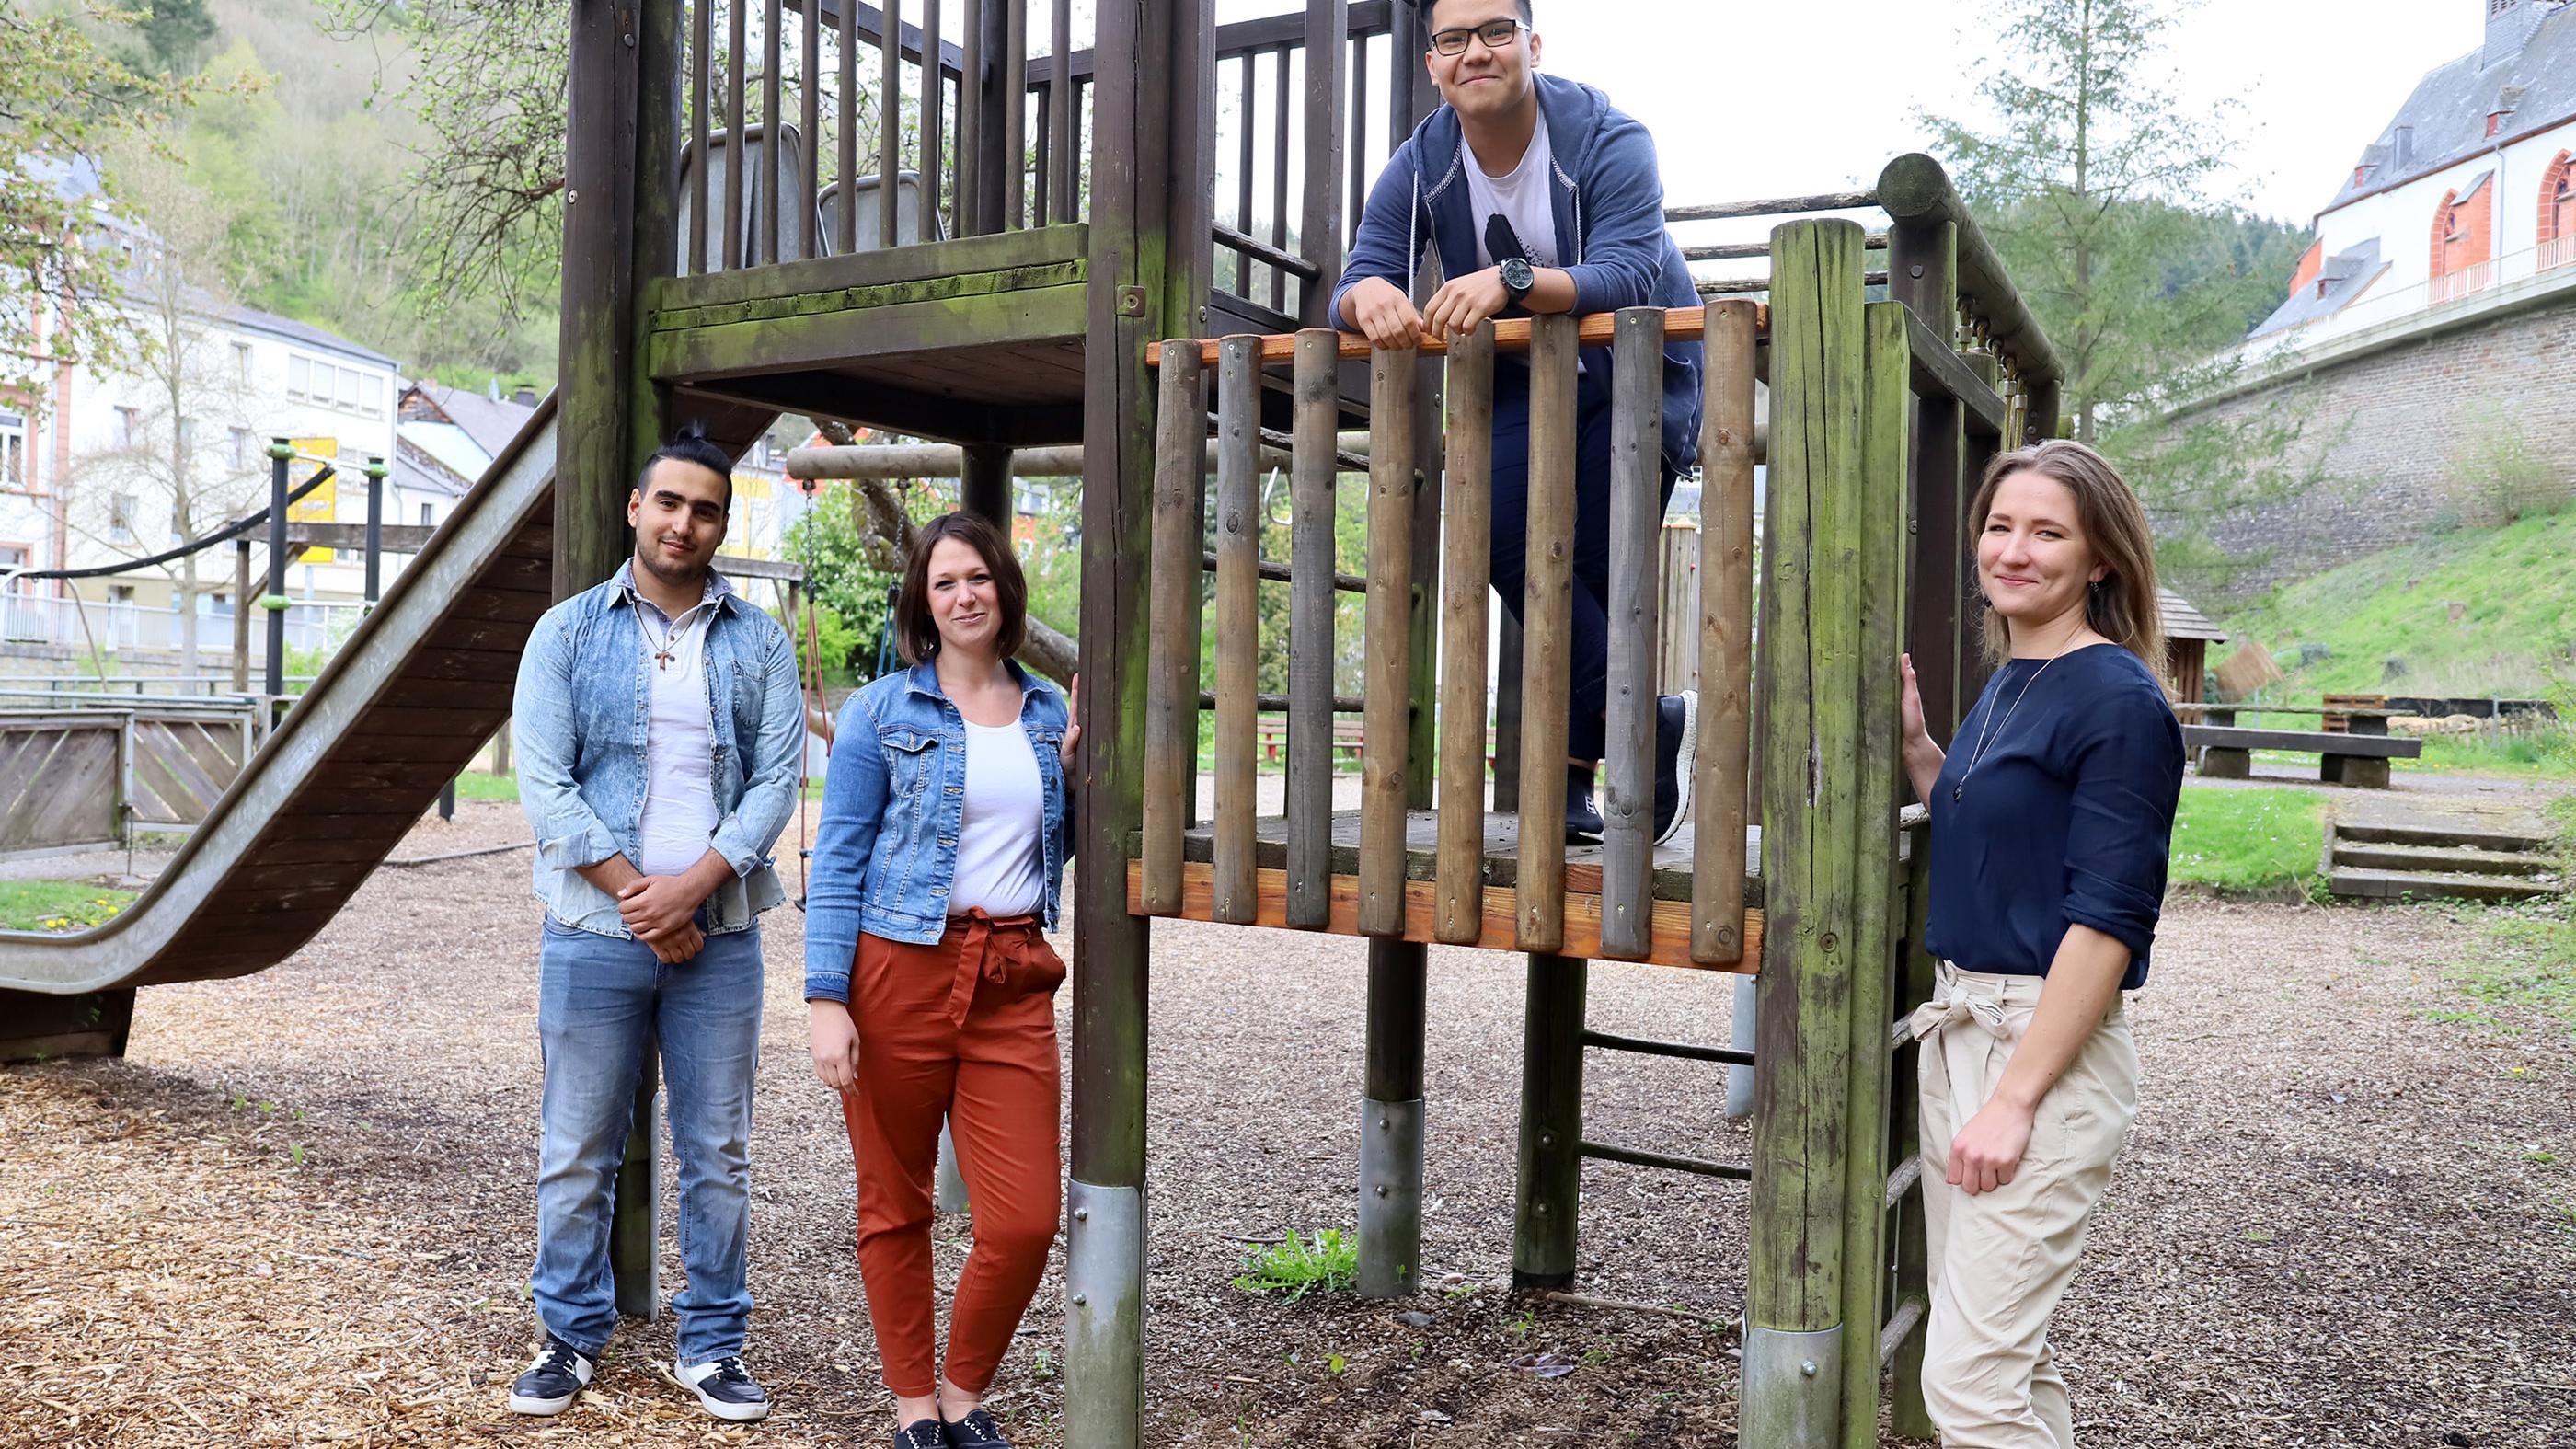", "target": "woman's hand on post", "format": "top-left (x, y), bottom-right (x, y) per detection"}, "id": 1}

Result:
top-left (808, 1000), bottom-right (862, 1095)
top-left (1061, 674), bottom-right (1081, 767)
top-left (1947, 1096), bottom-right (2034, 1196)
top-left (1899, 653), bottom-right (1946, 803)
top-left (1900, 653), bottom-right (1926, 749)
